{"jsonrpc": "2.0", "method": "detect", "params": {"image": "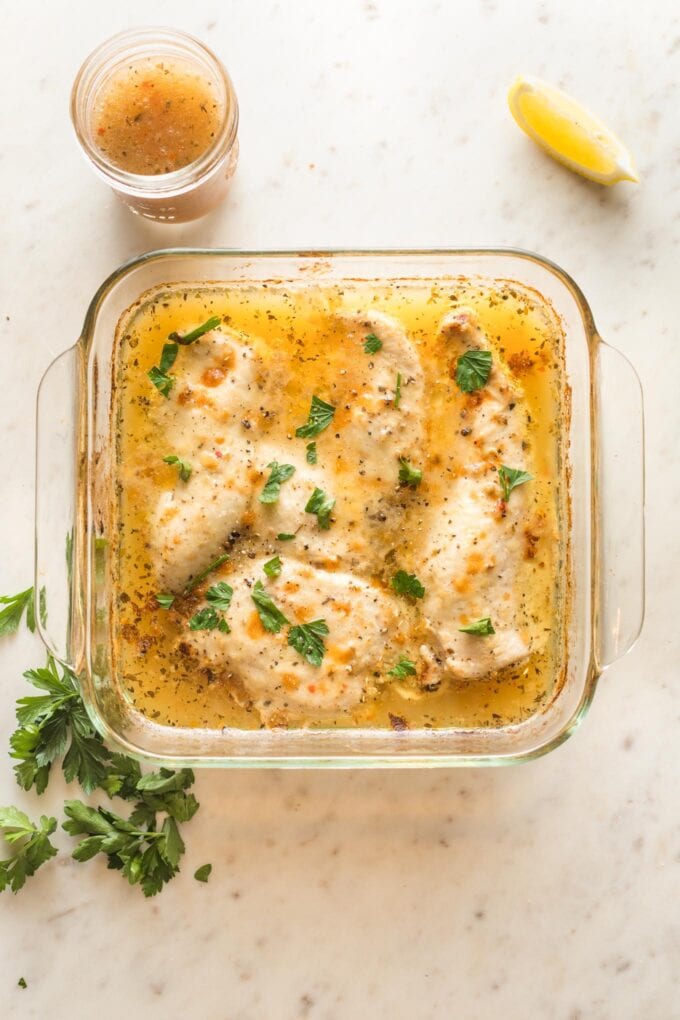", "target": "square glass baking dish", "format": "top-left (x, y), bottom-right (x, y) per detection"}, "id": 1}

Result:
top-left (35, 248), bottom-right (644, 768)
